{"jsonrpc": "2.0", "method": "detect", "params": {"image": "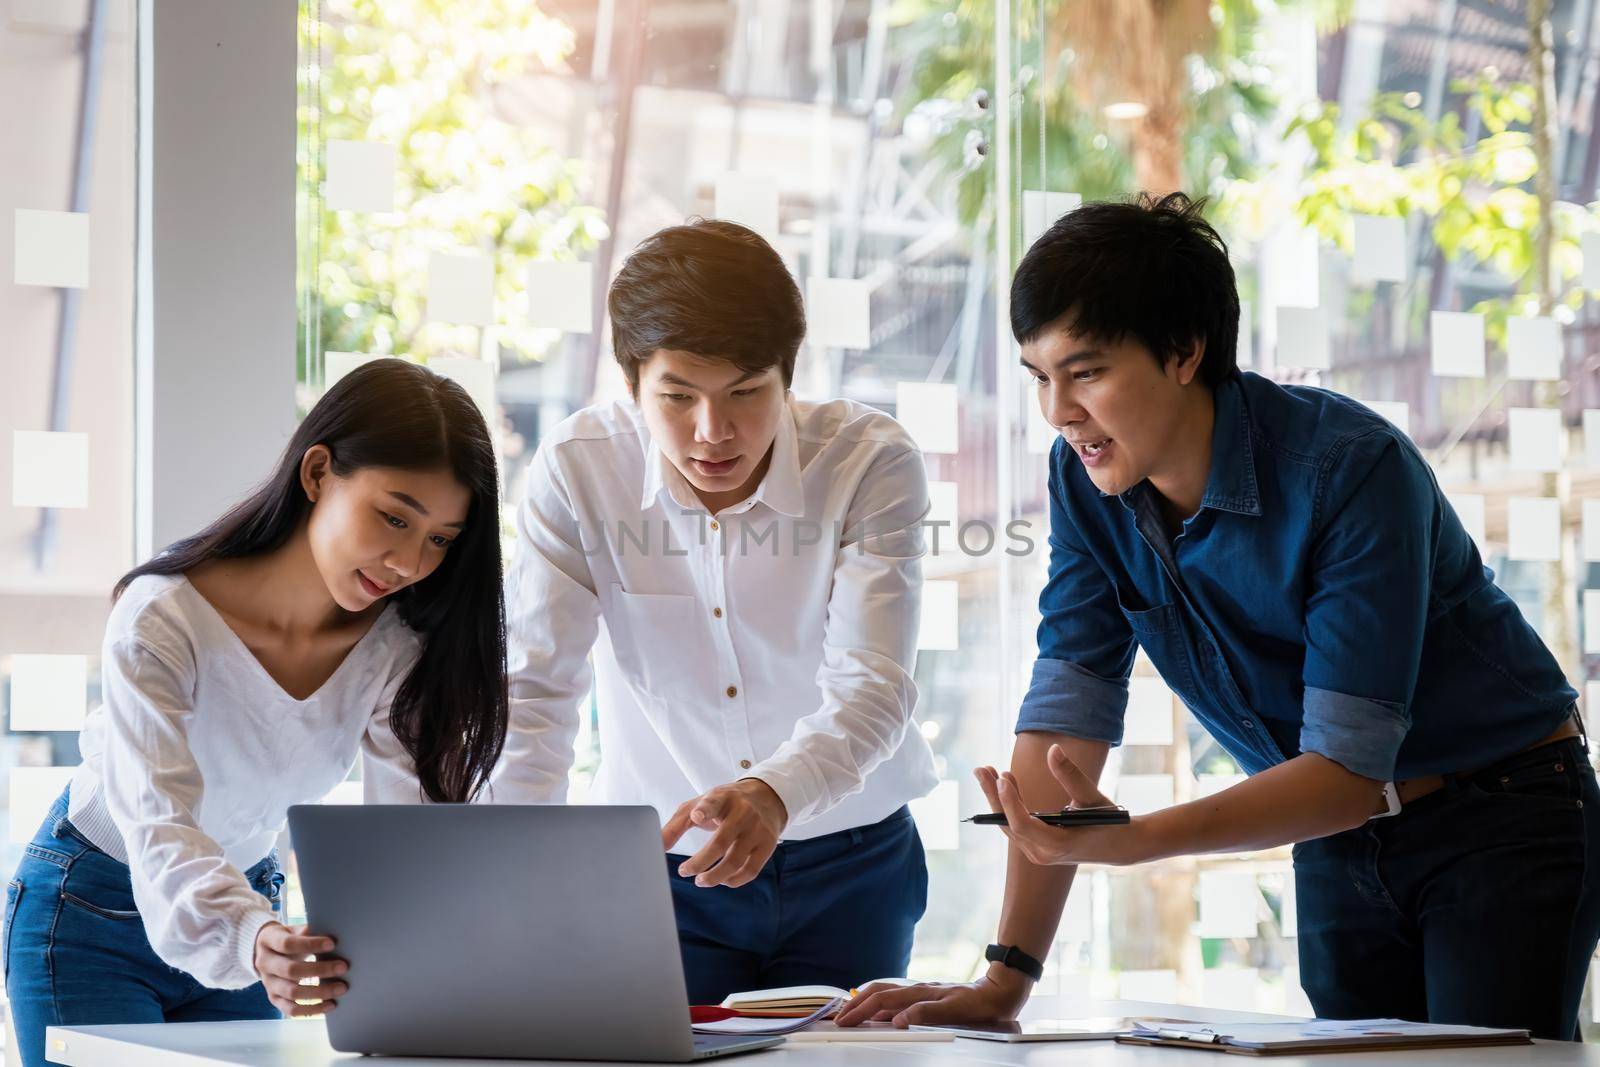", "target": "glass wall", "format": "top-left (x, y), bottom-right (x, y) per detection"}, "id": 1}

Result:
top-left (298, 0), bottom-right (1600, 1033)
top-left (0, 0), bottom-right (138, 939)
